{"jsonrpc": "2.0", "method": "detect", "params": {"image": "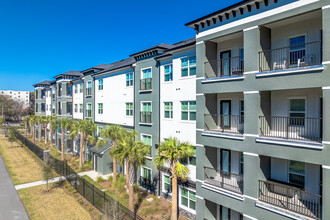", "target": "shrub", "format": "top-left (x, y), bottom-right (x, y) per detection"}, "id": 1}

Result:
top-left (113, 174), bottom-right (126, 193)
top-left (96, 176), bottom-right (105, 183)
top-left (133, 183), bottom-right (139, 191)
